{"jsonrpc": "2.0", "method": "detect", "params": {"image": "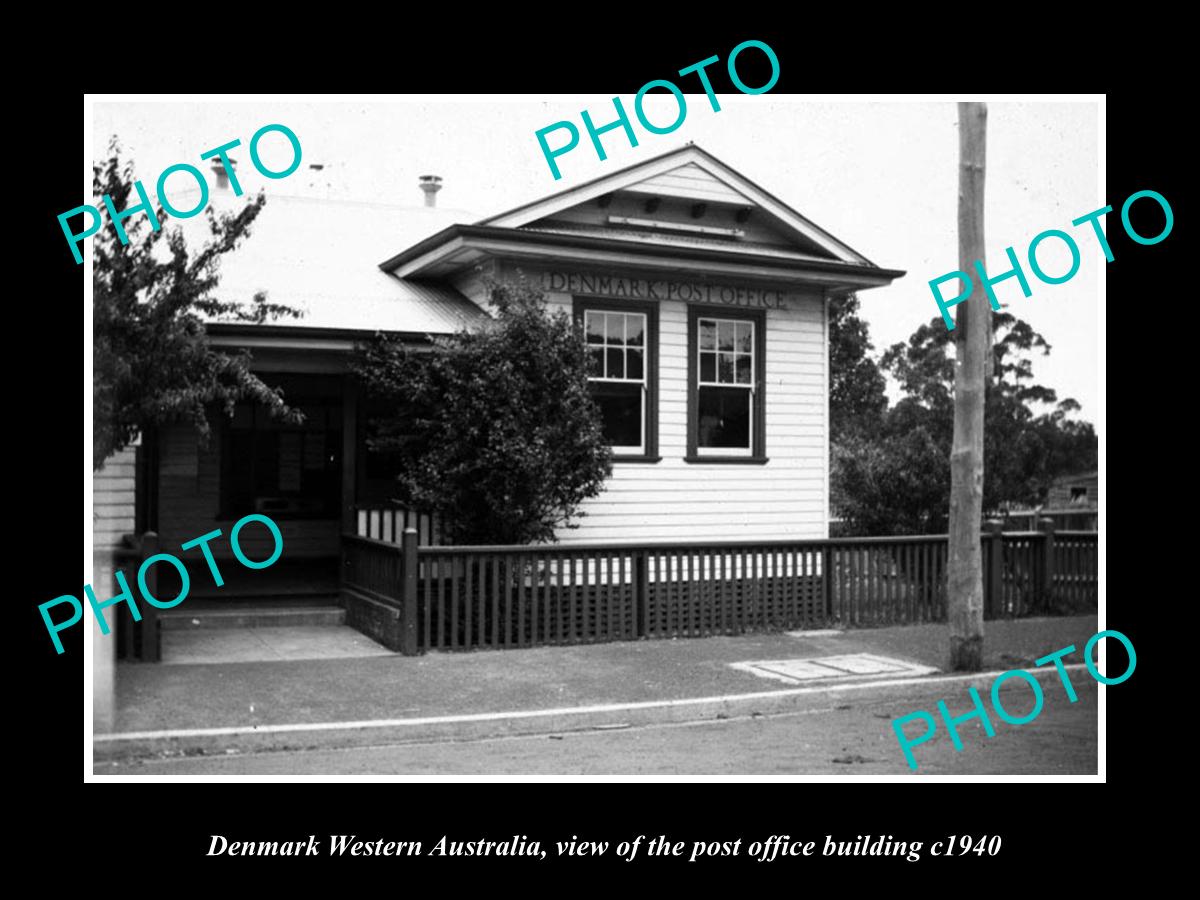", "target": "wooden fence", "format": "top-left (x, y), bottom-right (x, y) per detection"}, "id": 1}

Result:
top-left (340, 525), bottom-right (1098, 655)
